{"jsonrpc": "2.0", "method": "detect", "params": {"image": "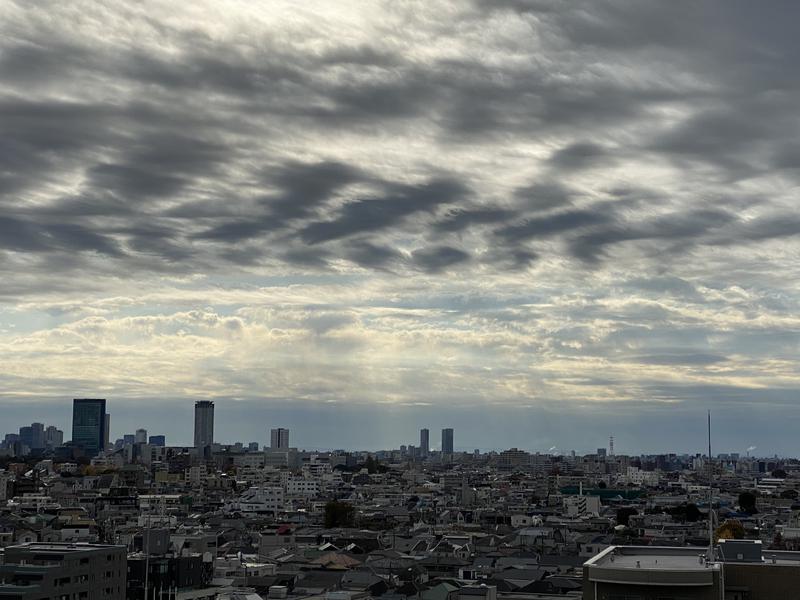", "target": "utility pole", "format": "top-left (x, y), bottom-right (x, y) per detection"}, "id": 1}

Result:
top-left (144, 513), bottom-right (151, 600)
